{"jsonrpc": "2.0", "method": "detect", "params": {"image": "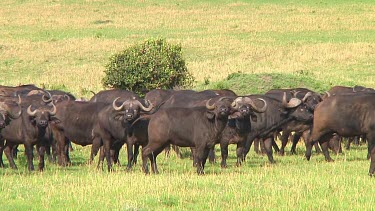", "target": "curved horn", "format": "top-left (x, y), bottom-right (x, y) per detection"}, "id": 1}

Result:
top-left (63, 94), bottom-right (71, 101)
top-left (282, 92), bottom-right (302, 108)
top-left (27, 105), bottom-right (38, 116)
top-left (325, 91), bottom-right (331, 98)
top-left (302, 92), bottom-right (312, 102)
top-left (205, 99), bottom-right (215, 110)
top-left (218, 97), bottom-right (230, 102)
top-left (42, 91), bottom-right (52, 103)
top-left (292, 91), bottom-right (301, 97)
top-left (135, 100), bottom-right (153, 112)
top-left (48, 102), bottom-right (57, 116)
top-left (9, 95), bottom-right (22, 119)
top-left (243, 97), bottom-right (267, 113)
top-left (231, 97), bottom-right (243, 109)
top-left (112, 97), bottom-right (124, 111)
